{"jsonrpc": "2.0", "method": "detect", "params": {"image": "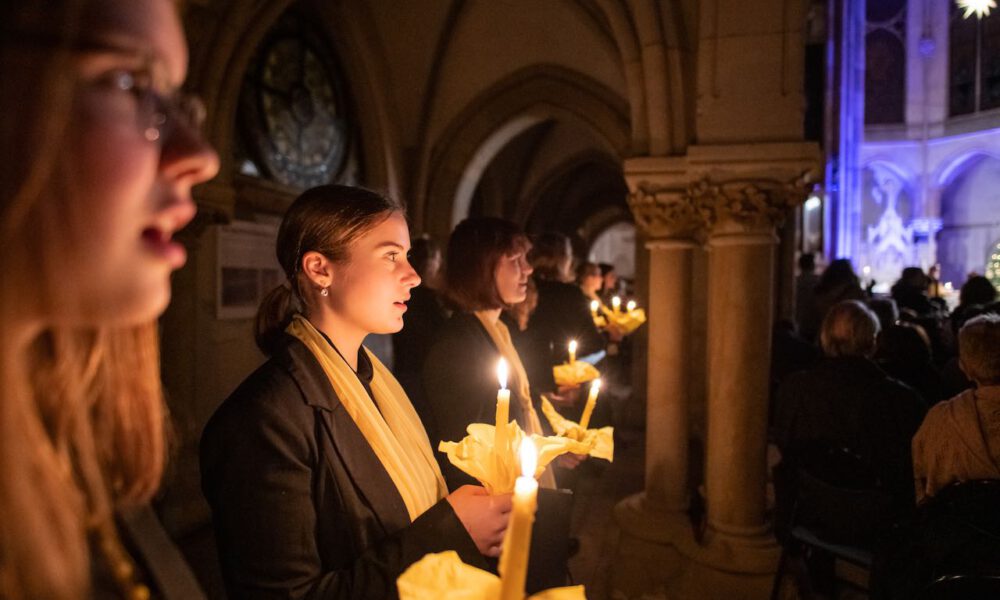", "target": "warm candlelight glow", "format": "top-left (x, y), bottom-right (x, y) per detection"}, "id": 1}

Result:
top-left (495, 359), bottom-right (511, 454)
top-left (498, 438), bottom-right (540, 600)
top-left (612, 296), bottom-right (621, 313)
top-left (590, 299), bottom-right (599, 316)
top-left (497, 358), bottom-right (508, 390)
top-left (579, 378), bottom-right (601, 429)
top-left (626, 300), bottom-right (636, 313)
top-left (519, 437), bottom-right (537, 479)
top-left (568, 339), bottom-right (577, 364)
